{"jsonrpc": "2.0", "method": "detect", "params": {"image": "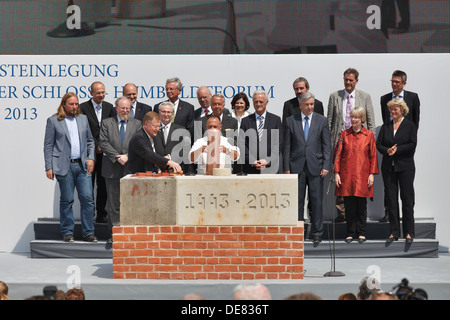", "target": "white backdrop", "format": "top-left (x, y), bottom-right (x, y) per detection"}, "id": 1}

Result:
top-left (0, 54), bottom-right (448, 252)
